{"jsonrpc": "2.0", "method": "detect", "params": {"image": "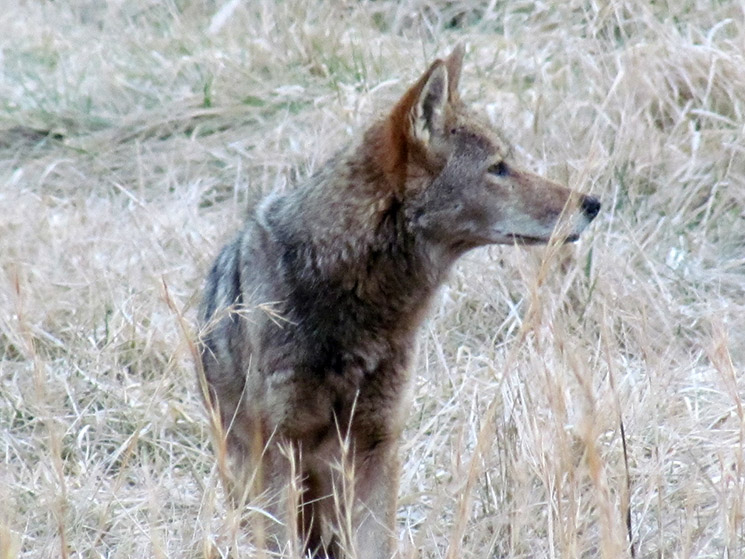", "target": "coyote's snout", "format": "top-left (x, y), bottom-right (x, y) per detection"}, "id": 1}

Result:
top-left (199, 45), bottom-right (599, 559)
